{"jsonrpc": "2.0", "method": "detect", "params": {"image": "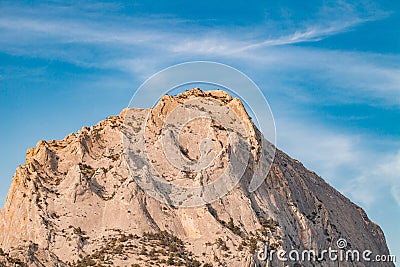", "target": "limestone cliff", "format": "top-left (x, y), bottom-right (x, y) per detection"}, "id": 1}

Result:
top-left (0, 89), bottom-right (393, 266)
